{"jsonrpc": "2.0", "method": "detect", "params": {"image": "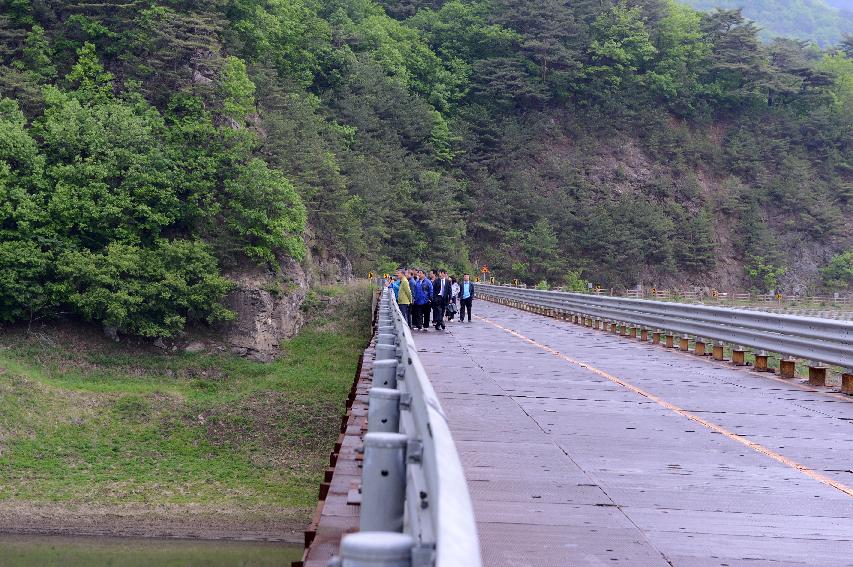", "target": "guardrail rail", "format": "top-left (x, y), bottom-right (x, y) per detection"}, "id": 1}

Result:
top-left (330, 288), bottom-right (482, 567)
top-left (477, 284), bottom-right (853, 375)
